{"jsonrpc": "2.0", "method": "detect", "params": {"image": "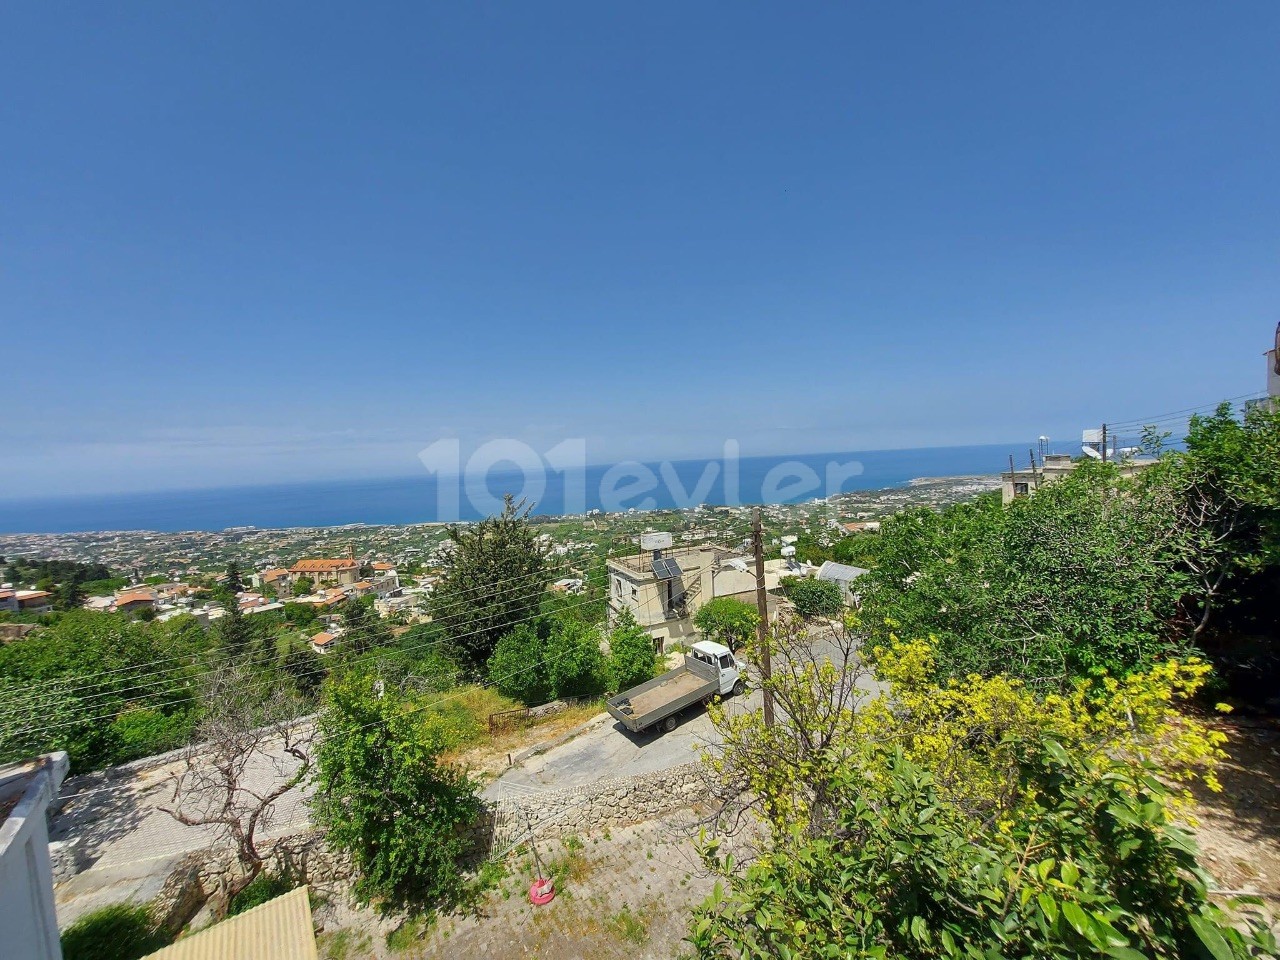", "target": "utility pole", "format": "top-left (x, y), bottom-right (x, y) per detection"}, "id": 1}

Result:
top-left (751, 509), bottom-right (775, 728)
top-left (1101, 423), bottom-right (1108, 463)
